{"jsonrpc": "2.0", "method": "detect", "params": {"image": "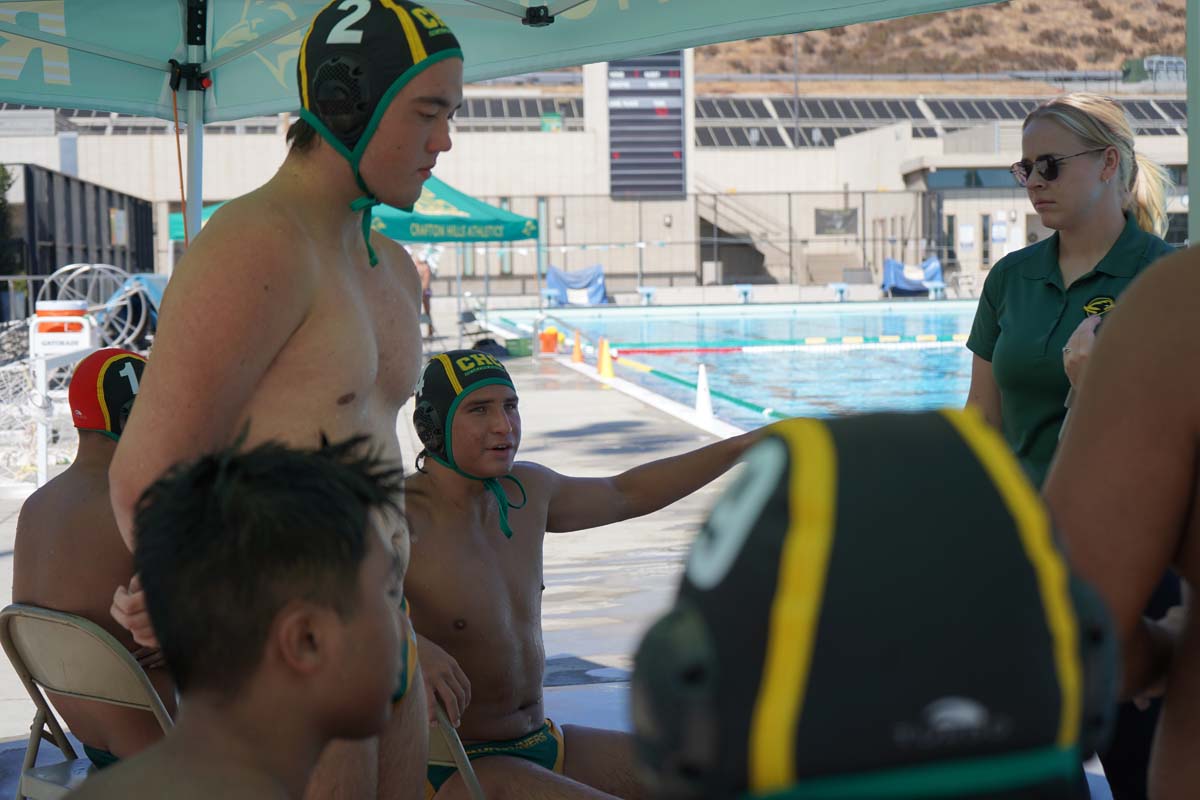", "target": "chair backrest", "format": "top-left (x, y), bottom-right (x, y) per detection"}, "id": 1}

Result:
top-left (430, 704), bottom-right (487, 800)
top-left (0, 604), bottom-right (172, 732)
